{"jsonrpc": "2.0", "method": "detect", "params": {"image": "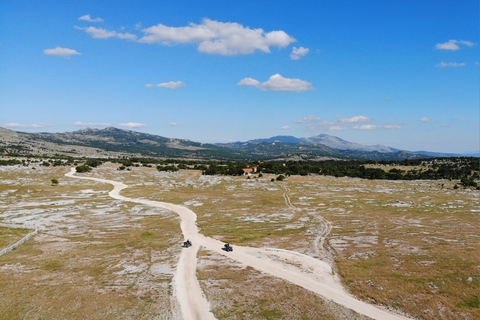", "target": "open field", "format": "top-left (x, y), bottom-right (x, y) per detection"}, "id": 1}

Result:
top-left (0, 162), bottom-right (479, 319)
top-left (0, 227), bottom-right (31, 250)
